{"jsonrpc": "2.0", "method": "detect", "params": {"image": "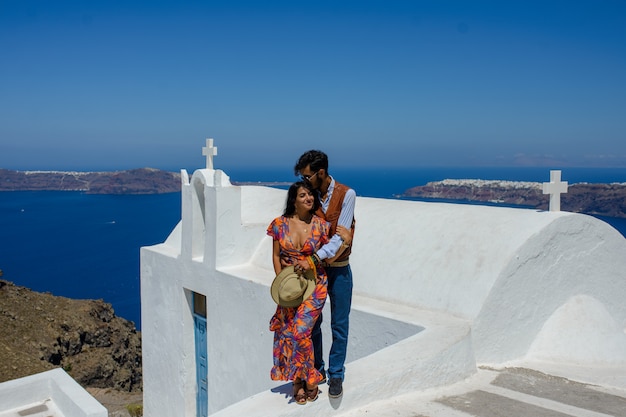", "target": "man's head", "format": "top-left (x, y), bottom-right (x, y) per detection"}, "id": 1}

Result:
top-left (294, 150), bottom-right (329, 191)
